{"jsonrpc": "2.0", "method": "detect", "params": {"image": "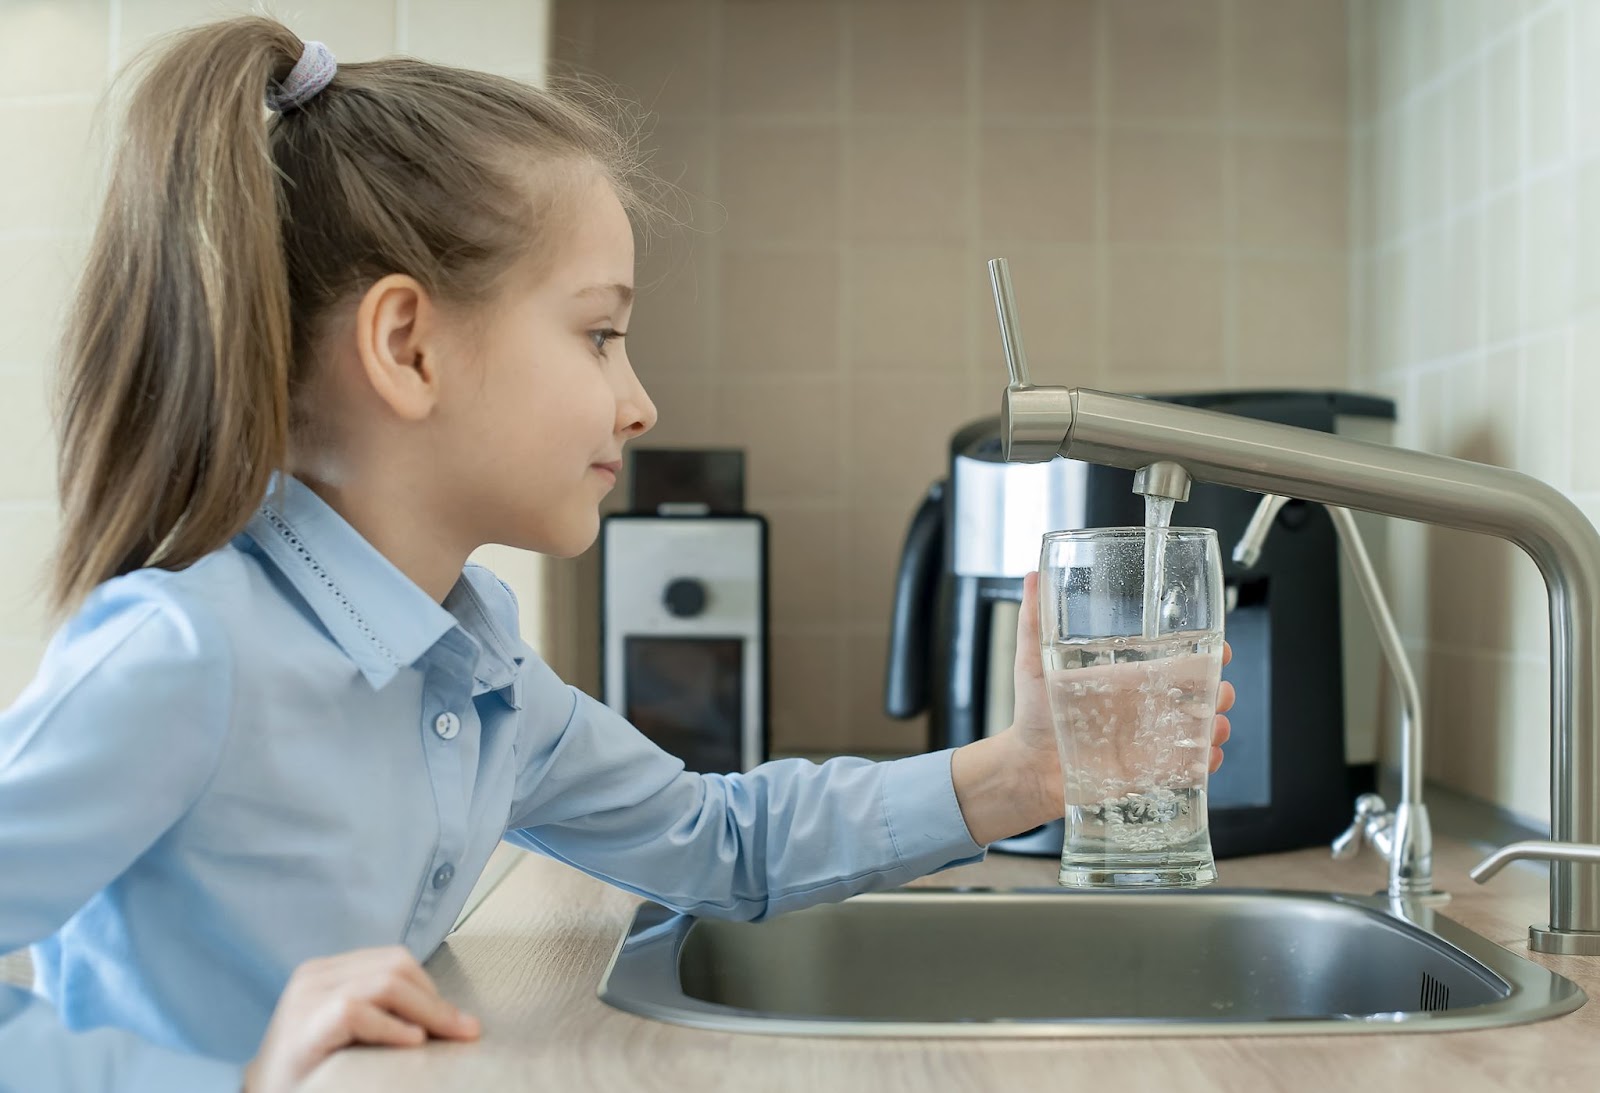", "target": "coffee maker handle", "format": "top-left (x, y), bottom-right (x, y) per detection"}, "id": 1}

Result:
top-left (884, 480), bottom-right (945, 719)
